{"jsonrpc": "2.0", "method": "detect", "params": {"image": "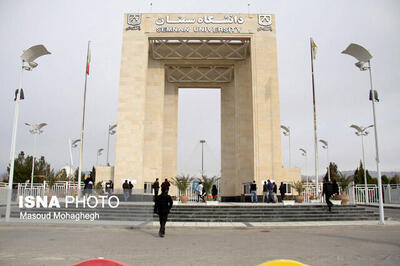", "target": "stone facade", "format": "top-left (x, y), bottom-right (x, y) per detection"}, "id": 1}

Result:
top-left (114, 13), bottom-right (301, 198)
